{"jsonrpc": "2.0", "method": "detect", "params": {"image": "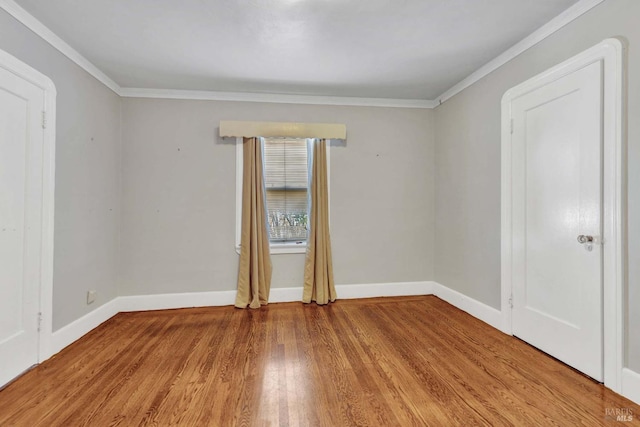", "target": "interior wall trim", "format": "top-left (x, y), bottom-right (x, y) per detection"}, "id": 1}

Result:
top-left (47, 281), bottom-right (490, 356)
top-left (43, 281), bottom-right (639, 405)
top-left (118, 291), bottom-right (237, 312)
top-left (49, 298), bottom-right (119, 357)
top-left (435, 0), bottom-right (605, 105)
top-left (119, 88), bottom-right (437, 109)
top-left (50, 281), bottom-right (436, 358)
top-left (0, 0), bottom-right (120, 94)
top-left (622, 368), bottom-right (640, 406)
top-left (0, 0), bottom-right (604, 108)
top-left (431, 282), bottom-right (502, 330)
